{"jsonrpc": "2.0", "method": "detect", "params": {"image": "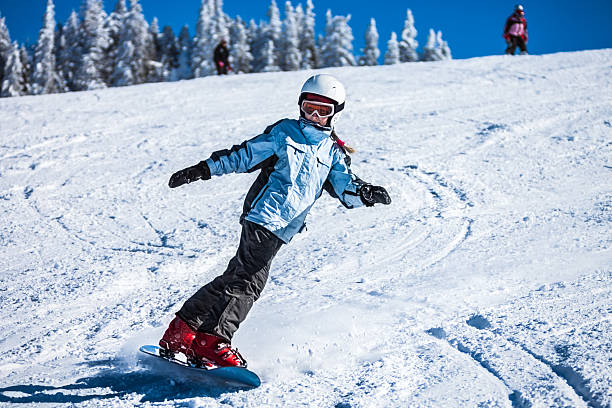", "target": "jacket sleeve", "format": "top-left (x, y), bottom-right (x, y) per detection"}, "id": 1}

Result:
top-left (503, 16), bottom-right (512, 35)
top-left (323, 153), bottom-right (368, 209)
top-left (205, 131), bottom-right (277, 177)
